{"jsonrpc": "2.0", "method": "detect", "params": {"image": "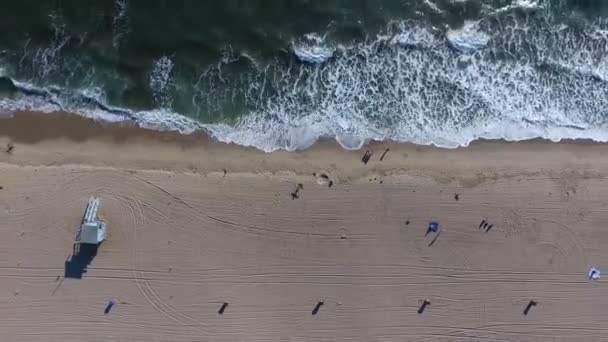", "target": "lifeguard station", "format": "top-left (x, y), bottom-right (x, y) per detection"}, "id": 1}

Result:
top-left (77, 197), bottom-right (106, 245)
